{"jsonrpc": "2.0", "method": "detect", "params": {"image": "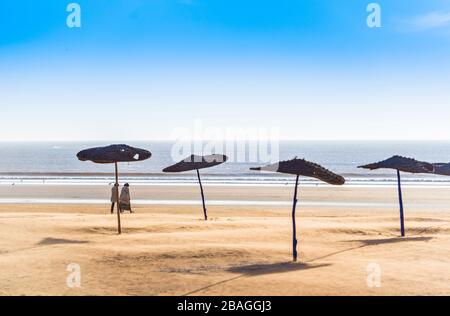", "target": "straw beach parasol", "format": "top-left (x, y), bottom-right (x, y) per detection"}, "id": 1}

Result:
top-left (358, 155), bottom-right (434, 237)
top-left (163, 154), bottom-right (228, 220)
top-left (77, 144), bottom-right (151, 234)
top-left (251, 158), bottom-right (345, 262)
